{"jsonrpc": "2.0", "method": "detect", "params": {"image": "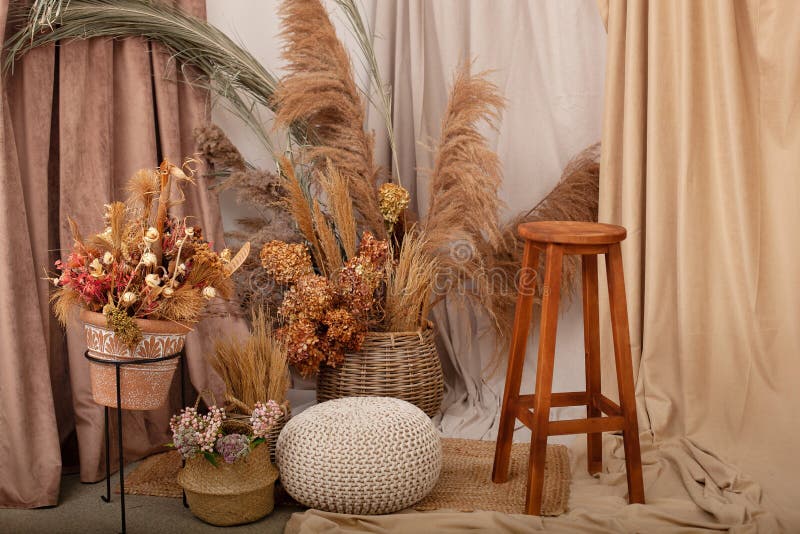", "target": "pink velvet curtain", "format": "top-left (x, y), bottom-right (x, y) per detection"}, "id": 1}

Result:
top-left (0, 0), bottom-right (235, 509)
